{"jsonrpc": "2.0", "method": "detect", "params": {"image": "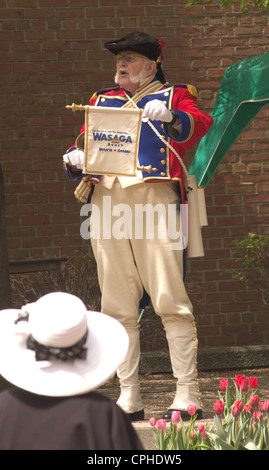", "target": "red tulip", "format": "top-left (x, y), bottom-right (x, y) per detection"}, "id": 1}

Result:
top-left (232, 404), bottom-right (242, 418)
top-left (234, 400), bottom-right (243, 412)
top-left (240, 378), bottom-right (249, 392)
top-left (249, 395), bottom-right (259, 408)
top-left (235, 374), bottom-right (246, 387)
top-left (244, 403), bottom-right (253, 414)
top-left (219, 379), bottom-right (229, 392)
top-left (213, 399), bottom-right (225, 416)
top-left (253, 411), bottom-right (263, 422)
top-left (248, 377), bottom-right (258, 389)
